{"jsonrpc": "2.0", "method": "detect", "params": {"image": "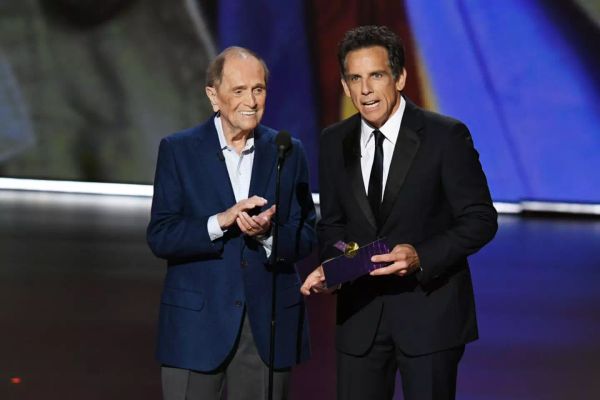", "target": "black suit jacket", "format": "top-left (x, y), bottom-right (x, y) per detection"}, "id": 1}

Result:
top-left (318, 99), bottom-right (498, 356)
